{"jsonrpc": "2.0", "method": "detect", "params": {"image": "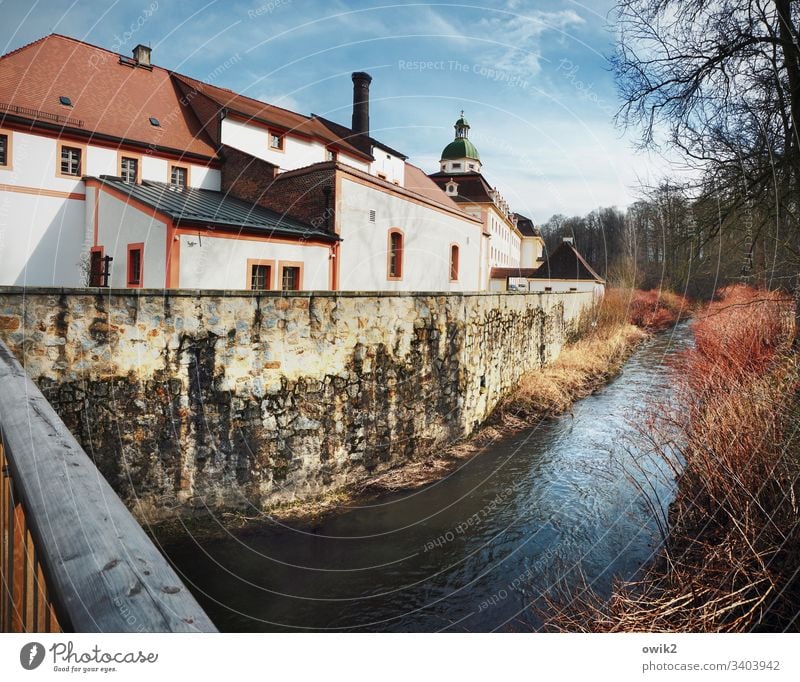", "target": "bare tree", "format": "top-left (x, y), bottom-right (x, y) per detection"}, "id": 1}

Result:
top-left (613, 0), bottom-right (800, 298)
